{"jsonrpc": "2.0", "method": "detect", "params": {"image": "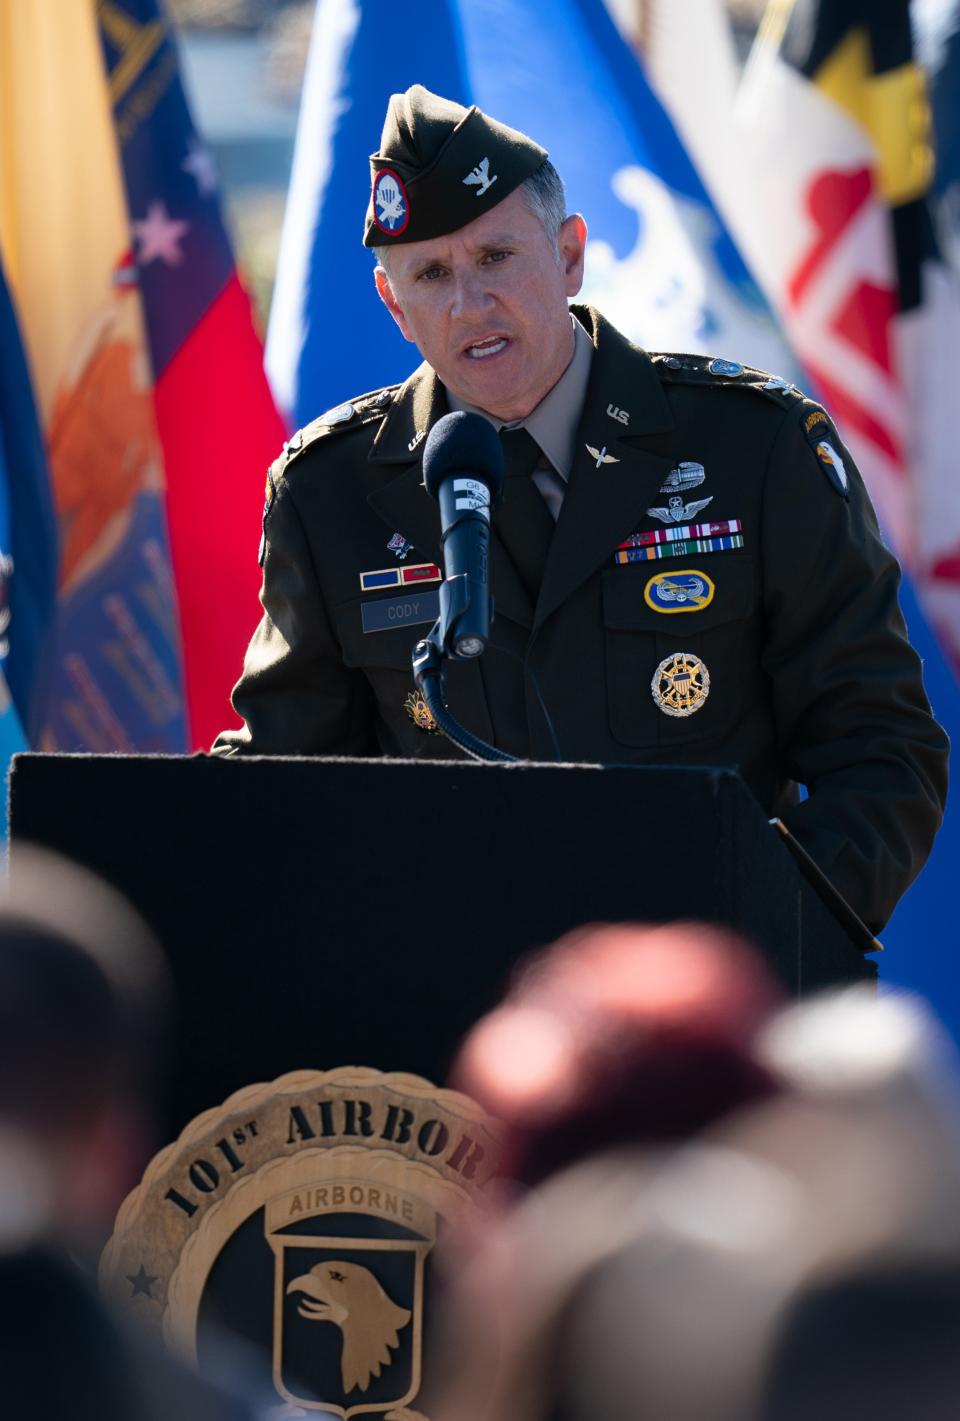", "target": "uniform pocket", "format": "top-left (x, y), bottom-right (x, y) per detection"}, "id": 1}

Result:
top-left (602, 556), bottom-right (755, 748)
